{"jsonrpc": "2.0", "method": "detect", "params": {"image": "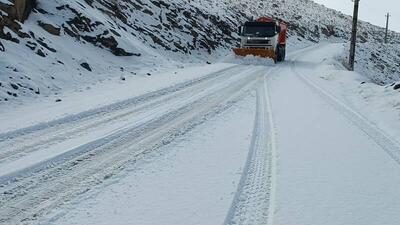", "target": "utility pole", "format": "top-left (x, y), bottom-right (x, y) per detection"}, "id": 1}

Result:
top-left (349, 0), bottom-right (360, 71)
top-left (385, 13), bottom-right (390, 43)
